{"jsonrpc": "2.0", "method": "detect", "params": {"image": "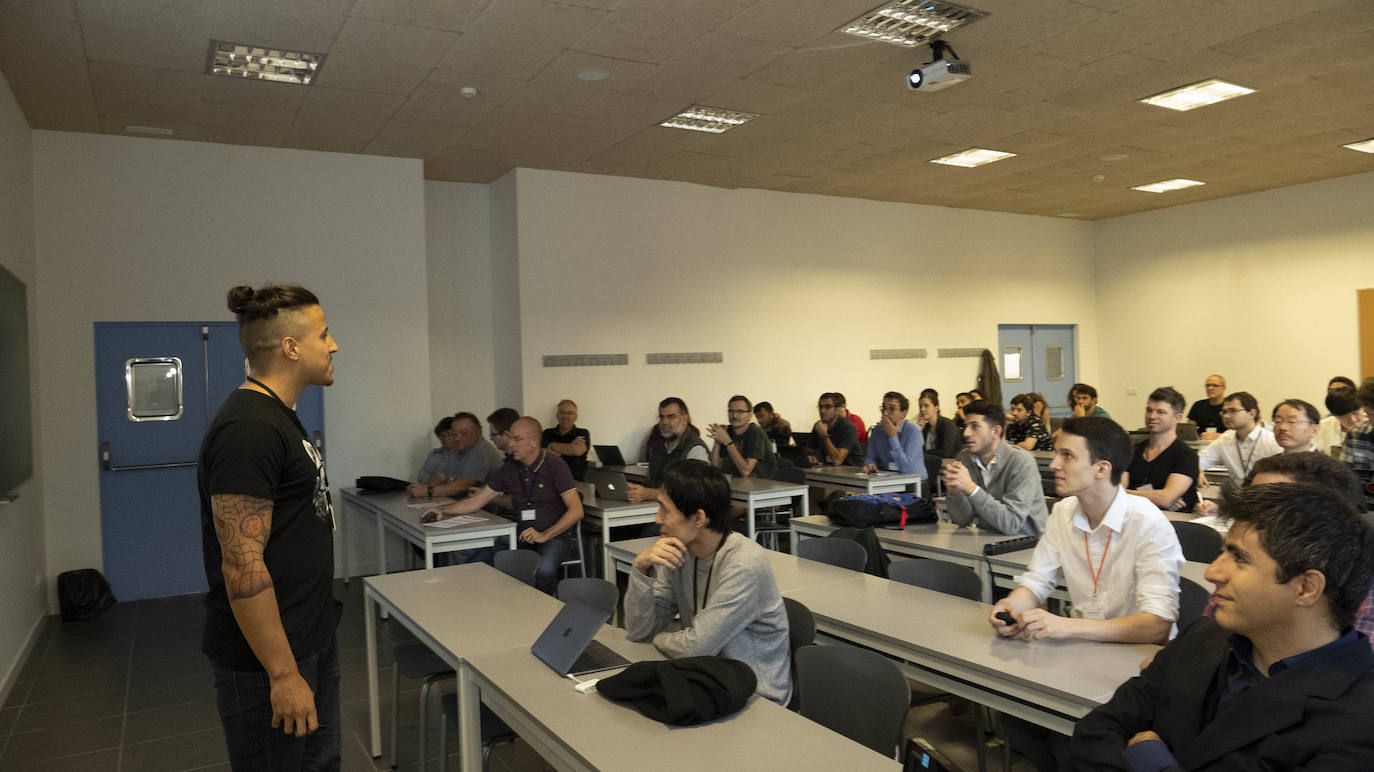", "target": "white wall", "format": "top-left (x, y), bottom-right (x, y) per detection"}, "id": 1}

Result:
top-left (425, 181), bottom-right (498, 417)
top-left (508, 168), bottom-right (1099, 457)
top-left (1094, 170), bottom-right (1374, 421)
top-left (32, 132), bottom-right (434, 594)
top-left (0, 71), bottom-right (46, 706)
